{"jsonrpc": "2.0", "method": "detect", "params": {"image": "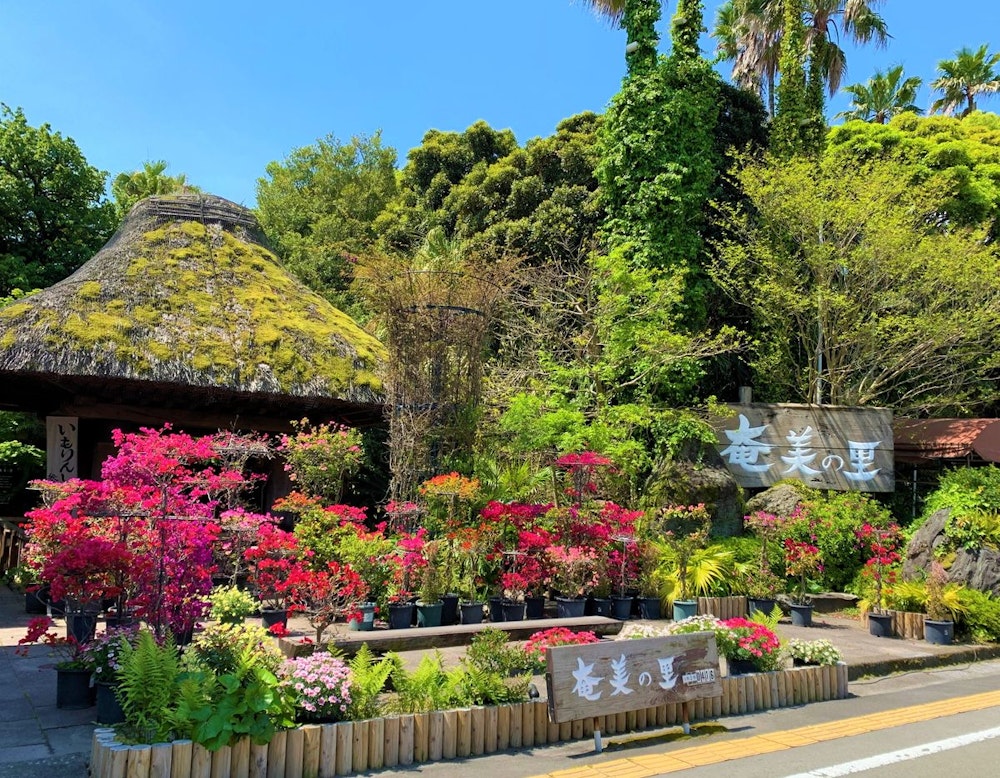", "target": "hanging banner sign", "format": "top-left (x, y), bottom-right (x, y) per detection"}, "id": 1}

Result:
top-left (46, 416), bottom-right (79, 482)
top-left (711, 403), bottom-right (894, 492)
